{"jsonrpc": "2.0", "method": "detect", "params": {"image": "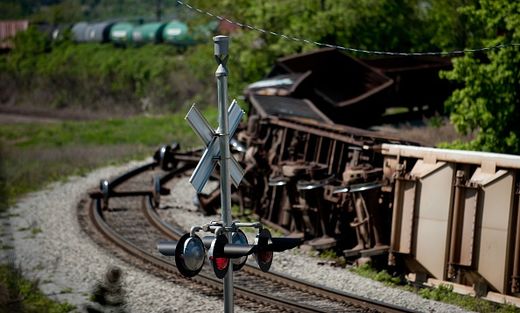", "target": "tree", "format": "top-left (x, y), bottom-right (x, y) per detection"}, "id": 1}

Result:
top-left (187, 0), bottom-right (433, 96)
top-left (422, 0), bottom-right (482, 51)
top-left (441, 0), bottom-right (520, 153)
